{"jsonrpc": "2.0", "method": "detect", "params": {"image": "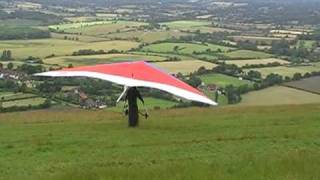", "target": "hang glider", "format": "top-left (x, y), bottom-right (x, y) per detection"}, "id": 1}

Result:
top-left (35, 61), bottom-right (217, 106)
